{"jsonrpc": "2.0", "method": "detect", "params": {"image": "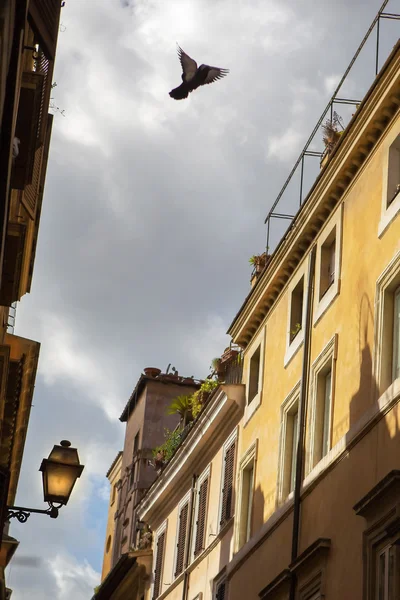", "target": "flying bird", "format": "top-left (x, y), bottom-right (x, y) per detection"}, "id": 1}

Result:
top-left (169, 46), bottom-right (229, 100)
